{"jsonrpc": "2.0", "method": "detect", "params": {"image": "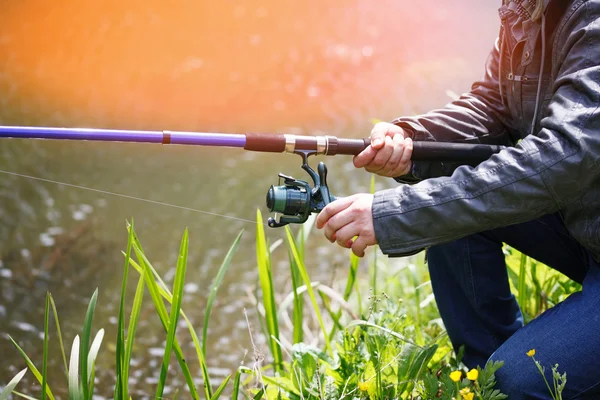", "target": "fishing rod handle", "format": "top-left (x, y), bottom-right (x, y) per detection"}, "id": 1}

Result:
top-left (334, 137), bottom-right (505, 162)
